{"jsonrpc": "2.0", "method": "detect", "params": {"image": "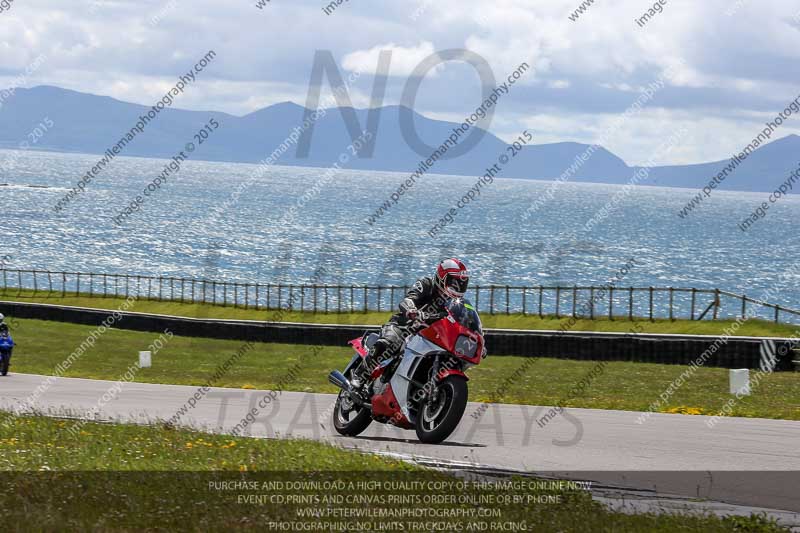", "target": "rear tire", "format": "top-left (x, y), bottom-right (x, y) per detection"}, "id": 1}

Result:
top-left (332, 376), bottom-right (372, 437)
top-left (415, 376), bottom-right (468, 444)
